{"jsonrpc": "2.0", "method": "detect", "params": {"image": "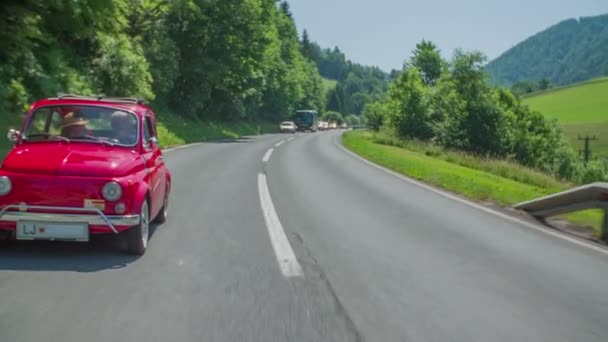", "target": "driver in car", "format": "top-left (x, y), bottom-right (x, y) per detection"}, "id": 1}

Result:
top-left (111, 111), bottom-right (137, 145)
top-left (60, 112), bottom-right (89, 138)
